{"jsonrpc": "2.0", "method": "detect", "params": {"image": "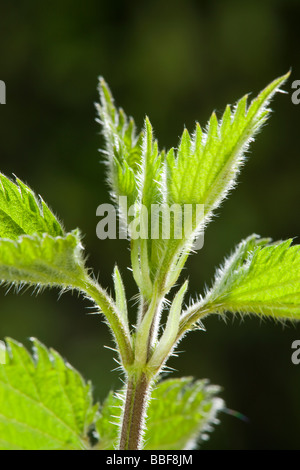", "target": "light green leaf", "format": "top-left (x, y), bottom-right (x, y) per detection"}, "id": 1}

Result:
top-left (0, 229), bottom-right (86, 288)
top-left (0, 338), bottom-right (98, 450)
top-left (0, 173), bottom-right (63, 239)
top-left (149, 281), bottom-right (188, 371)
top-left (204, 235), bottom-right (300, 320)
top-left (0, 173), bottom-right (87, 289)
top-left (0, 173), bottom-right (132, 364)
top-left (95, 377), bottom-right (223, 450)
top-left (130, 117), bottom-right (164, 298)
top-left (153, 73), bottom-right (289, 294)
top-left (165, 73), bottom-right (289, 219)
top-left (144, 378), bottom-right (223, 450)
top-left (96, 77), bottom-right (143, 209)
top-left (138, 117), bottom-right (164, 211)
top-left (113, 265), bottom-right (128, 326)
top-left (96, 74), bottom-right (290, 302)
top-left (94, 389), bottom-right (120, 450)
top-left (96, 81), bottom-right (166, 298)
